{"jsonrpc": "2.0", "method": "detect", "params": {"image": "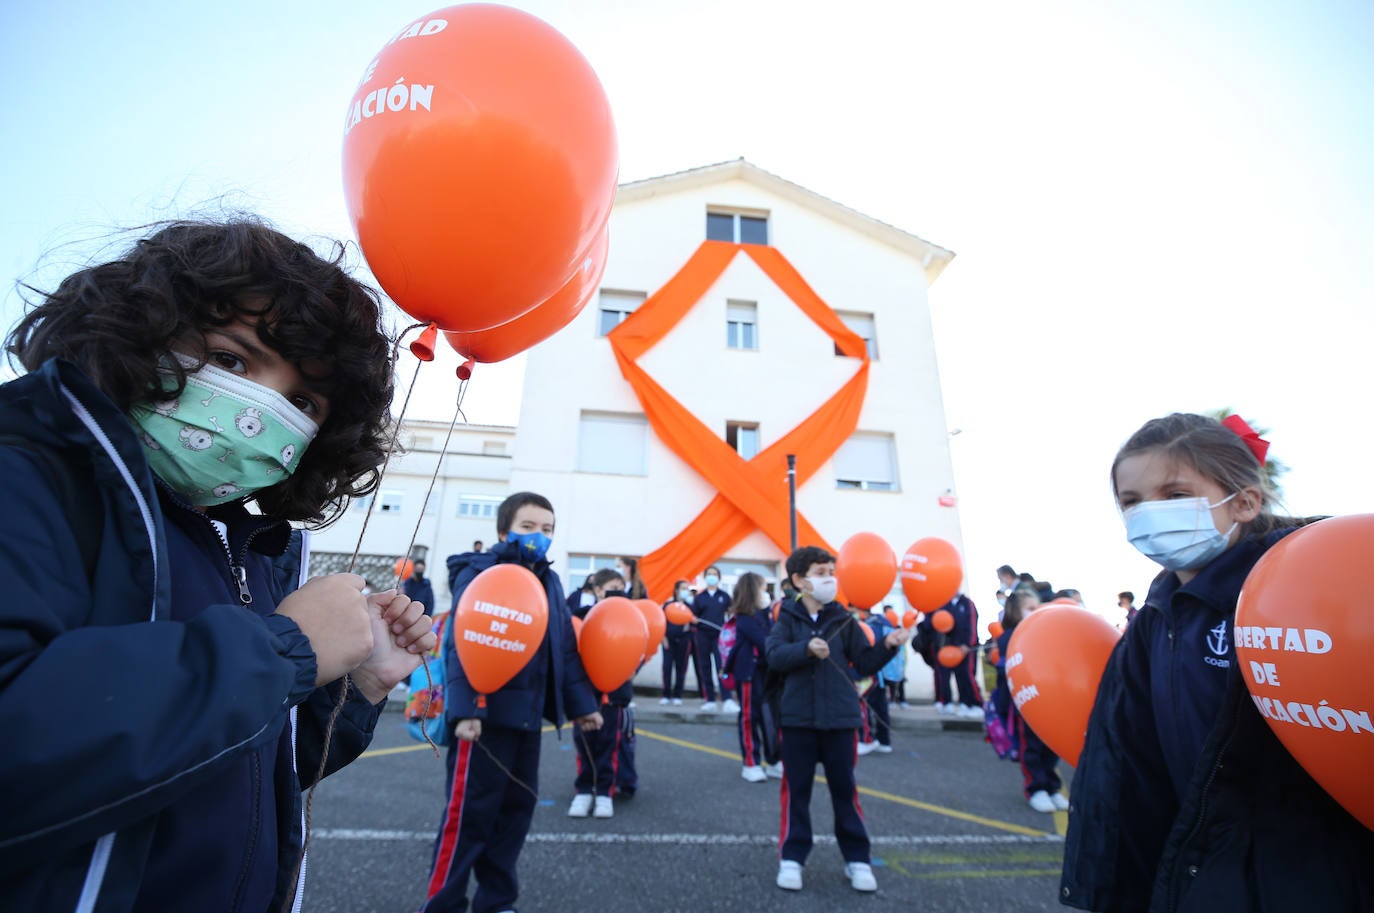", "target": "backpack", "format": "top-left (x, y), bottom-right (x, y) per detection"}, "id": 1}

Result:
top-left (984, 700), bottom-right (1019, 761)
top-left (404, 613), bottom-right (450, 746)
